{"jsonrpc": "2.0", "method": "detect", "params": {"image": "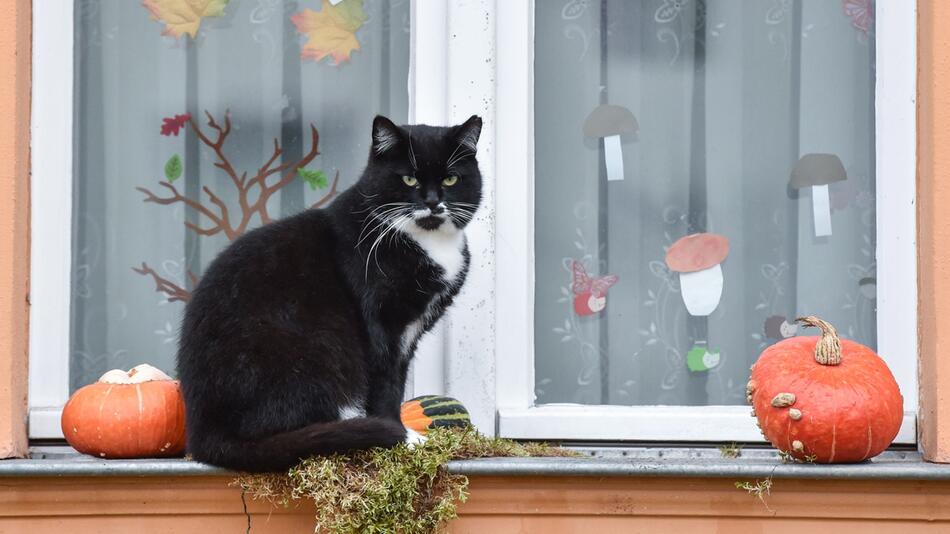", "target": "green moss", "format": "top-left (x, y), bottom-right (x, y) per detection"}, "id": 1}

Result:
top-left (777, 449), bottom-right (817, 464)
top-left (735, 477), bottom-right (774, 512)
top-left (235, 427), bottom-right (579, 533)
top-left (718, 442), bottom-right (742, 459)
